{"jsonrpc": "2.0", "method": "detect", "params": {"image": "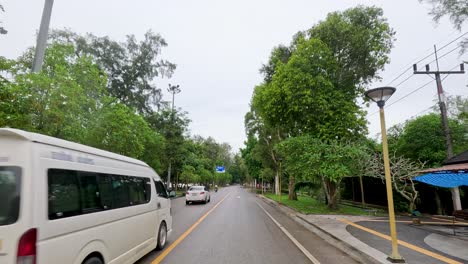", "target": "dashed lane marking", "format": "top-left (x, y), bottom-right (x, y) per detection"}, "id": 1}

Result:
top-left (151, 192), bottom-right (231, 264)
